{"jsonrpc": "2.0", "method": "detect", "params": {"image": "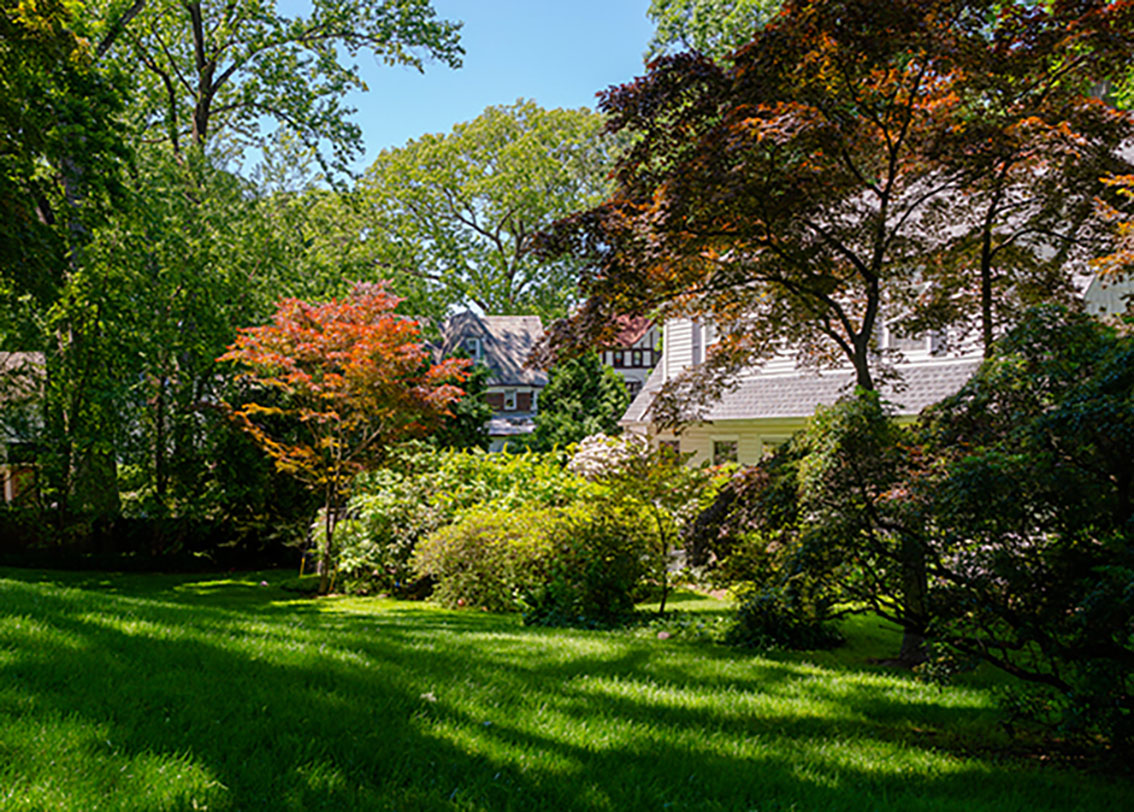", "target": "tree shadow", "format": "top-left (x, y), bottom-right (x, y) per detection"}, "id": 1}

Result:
top-left (1, 573), bottom-right (1129, 811)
